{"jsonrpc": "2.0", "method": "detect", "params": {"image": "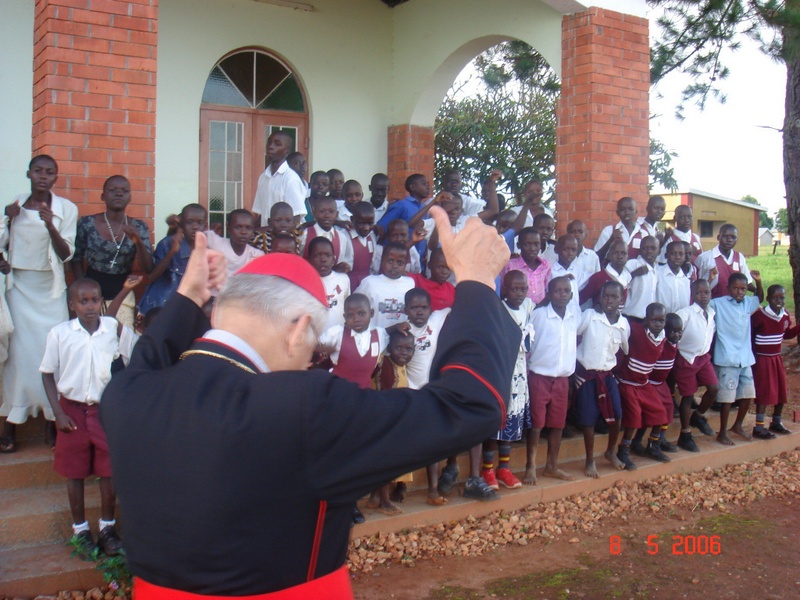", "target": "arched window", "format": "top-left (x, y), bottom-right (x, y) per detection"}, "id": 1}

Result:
top-left (199, 49), bottom-right (308, 233)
